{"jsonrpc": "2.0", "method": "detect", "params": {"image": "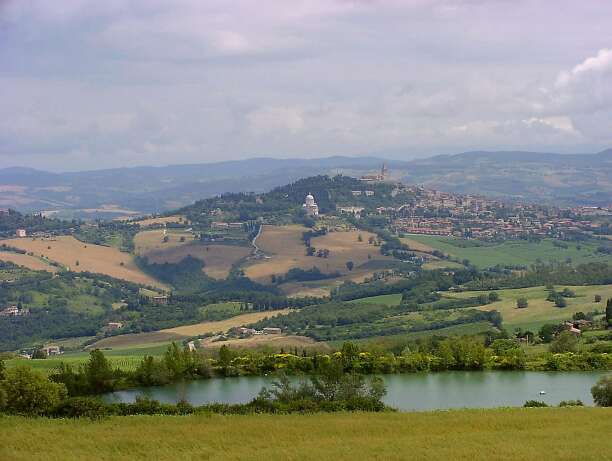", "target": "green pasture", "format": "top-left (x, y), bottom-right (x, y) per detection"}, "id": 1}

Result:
top-left (446, 284), bottom-right (612, 331)
top-left (405, 235), bottom-right (611, 269)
